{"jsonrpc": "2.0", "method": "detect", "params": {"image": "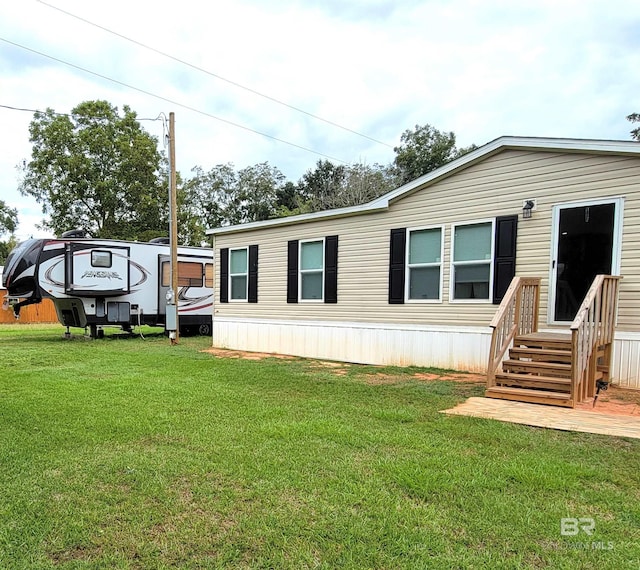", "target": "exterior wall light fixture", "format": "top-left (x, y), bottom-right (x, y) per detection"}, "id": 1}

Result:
top-left (522, 200), bottom-right (536, 219)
